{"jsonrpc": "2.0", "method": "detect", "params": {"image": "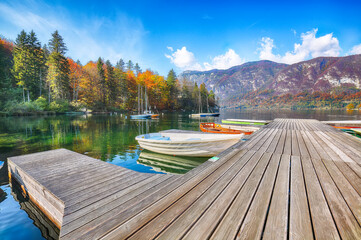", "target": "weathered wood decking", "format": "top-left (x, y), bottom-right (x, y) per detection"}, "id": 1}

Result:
top-left (8, 118), bottom-right (361, 239)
